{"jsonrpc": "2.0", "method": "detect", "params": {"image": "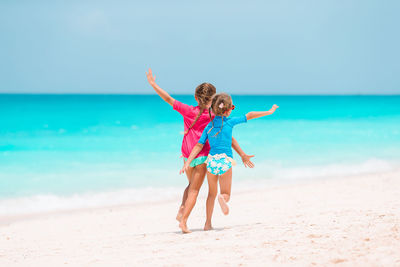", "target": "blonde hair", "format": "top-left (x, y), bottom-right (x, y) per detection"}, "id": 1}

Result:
top-left (208, 93), bottom-right (233, 137)
top-left (184, 83), bottom-right (216, 135)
